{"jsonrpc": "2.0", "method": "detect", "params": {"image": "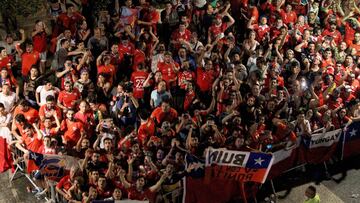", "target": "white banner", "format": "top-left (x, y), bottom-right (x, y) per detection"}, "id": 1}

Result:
top-left (205, 148), bottom-right (250, 167)
top-left (307, 129), bottom-right (342, 148)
